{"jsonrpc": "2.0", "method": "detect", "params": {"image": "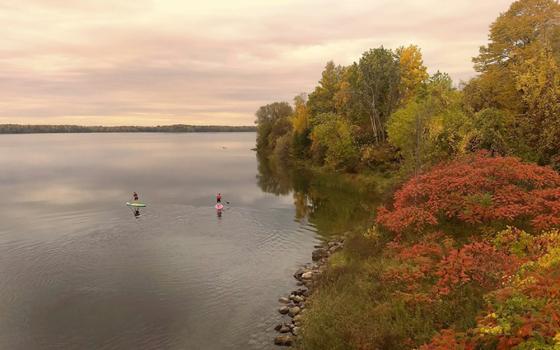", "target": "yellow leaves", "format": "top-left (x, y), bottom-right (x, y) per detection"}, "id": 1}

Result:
top-left (513, 44), bottom-right (560, 156)
top-left (333, 80), bottom-right (352, 113)
top-left (536, 246), bottom-right (560, 269)
top-left (364, 226), bottom-right (381, 242)
top-left (475, 0), bottom-right (560, 71)
top-left (291, 98), bottom-right (310, 134)
top-left (397, 45), bottom-right (429, 102)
